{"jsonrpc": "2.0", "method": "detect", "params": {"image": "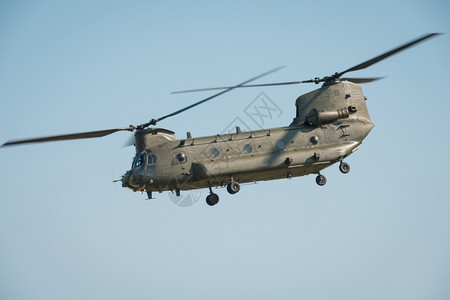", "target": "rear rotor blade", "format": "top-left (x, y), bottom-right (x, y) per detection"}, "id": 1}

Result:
top-left (340, 77), bottom-right (384, 84)
top-left (172, 33), bottom-right (440, 93)
top-left (171, 79), bottom-right (307, 94)
top-left (171, 76), bottom-right (383, 94)
top-left (2, 128), bottom-right (132, 147)
top-left (337, 33), bottom-right (441, 77)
